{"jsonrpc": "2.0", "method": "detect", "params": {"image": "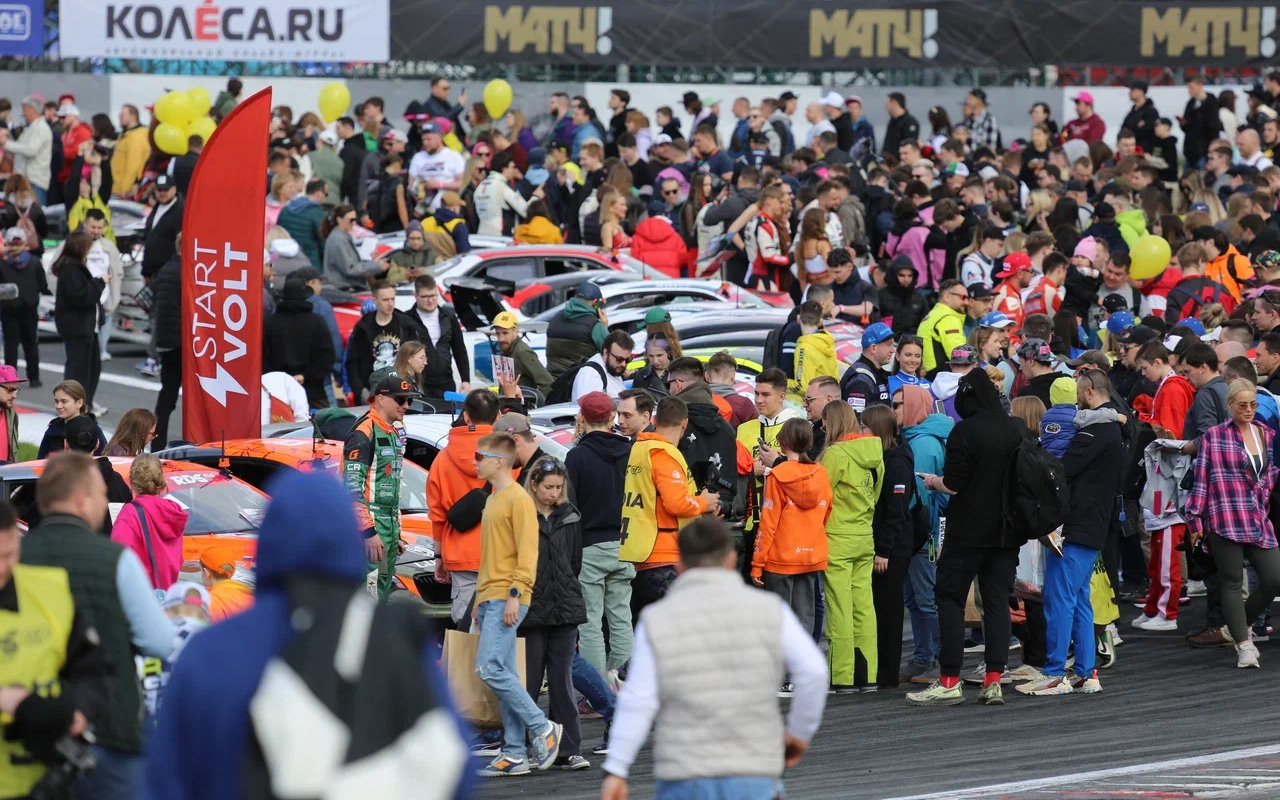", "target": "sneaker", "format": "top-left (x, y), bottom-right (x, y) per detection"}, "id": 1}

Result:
top-left (591, 724), bottom-right (610, 756)
top-left (577, 698), bottom-right (602, 720)
top-left (477, 754), bottom-right (531, 777)
top-left (1131, 600), bottom-right (1149, 609)
top-left (605, 668), bottom-right (624, 694)
top-left (962, 663), bottom-right (1011, 685)
top-left (1096, 629), bottom-right (1117, 669)
top-left (778, 682), bottom-right (794, 697)
top-left (1187, 580), bottom-right (1207, 597)
top-left (529, 722), bottom-right (563, 771)
top-left (1237, 639), bottom-right (1261, 669)
top-left (828, 684), bottom-right (858, 695)
top-left (1070, 669), bottom-right (1102, 694)
top-left (91, 402), bottom-right (108, 417)
top-left (856, 685), bottom-right (878, 694)
top-left (1006, 663), bottom-right (1043, 682)
top-left (1252, 623), bottom-right (1273, 642)
top-left (1015, 674), bottom-right (1074, 696)
top-left (100, 351), bottom-right (112, 362)
top-left (1108, 623), bottom-right (1124, 647)
top-left (1187, 626), bottom-right (1234, 648)
top-left (978, 682), bottom-right (1004, 705)
top-left (553, 755), bottom-right (591, 771)
top-left (1137, 615), bottom-right (1178, 632)
top-left (899, 660), bottom-right (932, 683)
top-left (1131, 614), bottom-right (1155, 628)
top-left (469, 731), bottom-right (503, 758)
top-left (910, 663), bottom-right (941, 685)
top-left (963, 637), bottom-right (984, 653)
top-left (906, 680), bottom-right (964, 707)
top-left (137, 358), bottom-right (160, 377)
top-left (1008, 636), bottom-right (1021, 650)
